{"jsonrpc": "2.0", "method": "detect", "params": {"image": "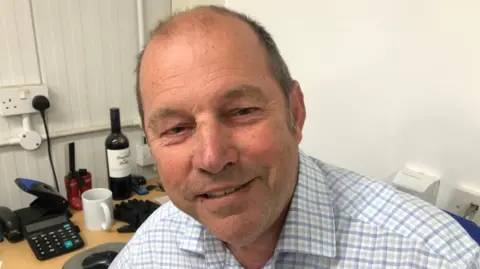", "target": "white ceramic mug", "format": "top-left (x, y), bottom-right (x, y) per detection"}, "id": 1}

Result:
top-left (82, 188), bottom-right (114, 231)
